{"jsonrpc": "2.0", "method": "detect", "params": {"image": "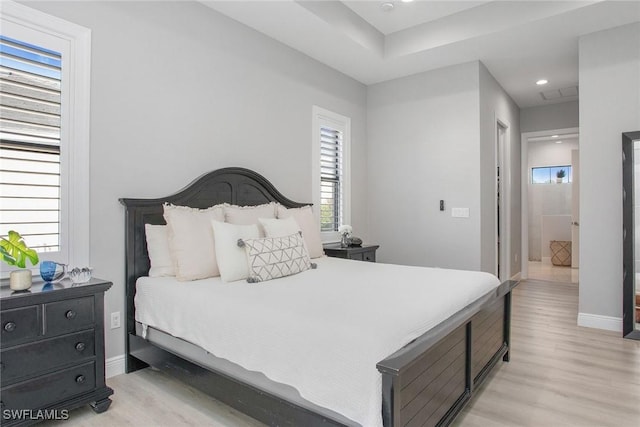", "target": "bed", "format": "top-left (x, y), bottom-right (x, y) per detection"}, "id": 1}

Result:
top-left (120, 167), bottom-right (517, 427)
